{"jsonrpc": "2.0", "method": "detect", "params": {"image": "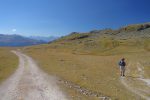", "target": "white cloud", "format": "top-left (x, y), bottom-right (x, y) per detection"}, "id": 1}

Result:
top-left (12, 29), bottom-right (17, 32)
